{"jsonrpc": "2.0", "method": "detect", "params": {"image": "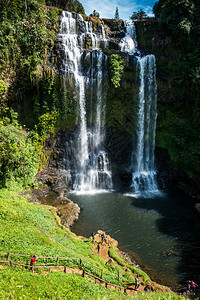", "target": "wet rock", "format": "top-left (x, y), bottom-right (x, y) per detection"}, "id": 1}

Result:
top-left (36, 168), bottom-right (68, 197)
top-left (29, 167), bottom-right (80, 228)
top-left (57, 202), bottom-right (80, 228)
top-left (194, 203), bottom-right (200, 215)
top-left (162, 249), bottom-right (179, 257)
